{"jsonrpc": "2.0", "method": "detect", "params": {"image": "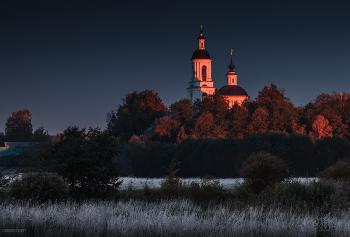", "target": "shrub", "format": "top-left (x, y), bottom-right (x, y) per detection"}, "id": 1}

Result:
top-left (258, 180), bottom-right (345, 212)
top-left (160, 159), bottom-right (182, 198)
top-left (11, 172), bottom-right (69, 203)
top-left (319, 158), bottom-right (350, 181)
top-left (318, 158), bottom-right (350, 199)
top-left (240, 152), bottom-right (289, 194)
top-left (187, 176), bottom-right (227, 207)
